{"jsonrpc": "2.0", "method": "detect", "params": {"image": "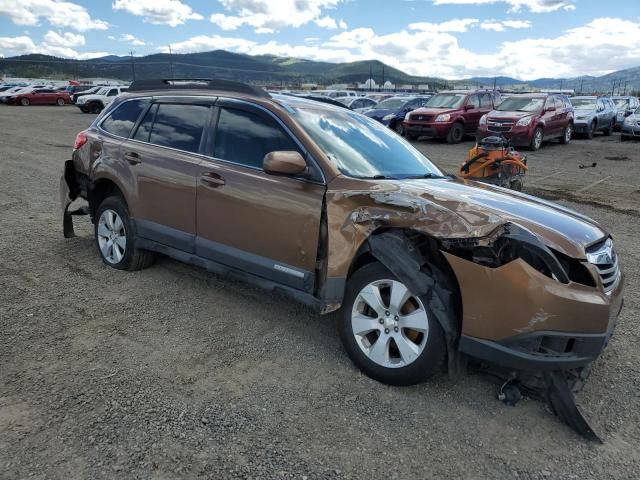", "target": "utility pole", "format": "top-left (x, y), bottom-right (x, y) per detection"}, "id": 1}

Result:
top-left (382, 64), bottom-right (385, 87)
top-left (559, 78), bottom-right (563, 92)
top-left (168, 45), bottom-right (175, 78)
top-left (130, 50), bottom-right (136, 81)
top-left (623, 80), bottom-right (628, 95)
top-left (493, 77), bottom-right (497, 90)
top-left (579, 79), bottom-right (584, 94)
top-left (369, 62), bottom-right (372, 90)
